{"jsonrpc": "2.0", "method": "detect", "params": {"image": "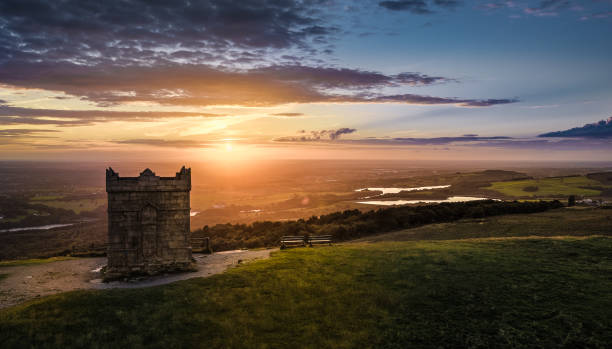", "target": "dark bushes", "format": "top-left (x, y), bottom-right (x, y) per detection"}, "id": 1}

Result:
top-left (192, 200), bottom-right (564, 251)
